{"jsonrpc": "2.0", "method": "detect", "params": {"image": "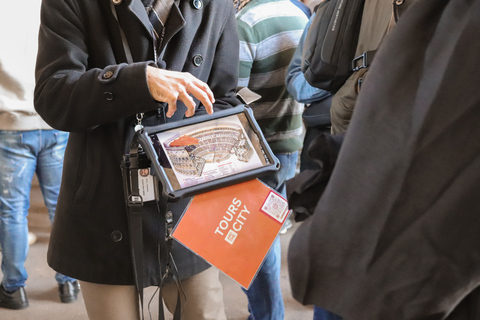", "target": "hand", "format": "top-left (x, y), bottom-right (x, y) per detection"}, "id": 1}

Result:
top-left (146, 66), bottom-right (215, 118)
